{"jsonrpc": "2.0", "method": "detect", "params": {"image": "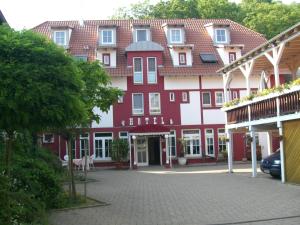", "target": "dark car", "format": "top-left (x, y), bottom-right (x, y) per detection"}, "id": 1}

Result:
top-left (260, 149), bottom-right (281, 178)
